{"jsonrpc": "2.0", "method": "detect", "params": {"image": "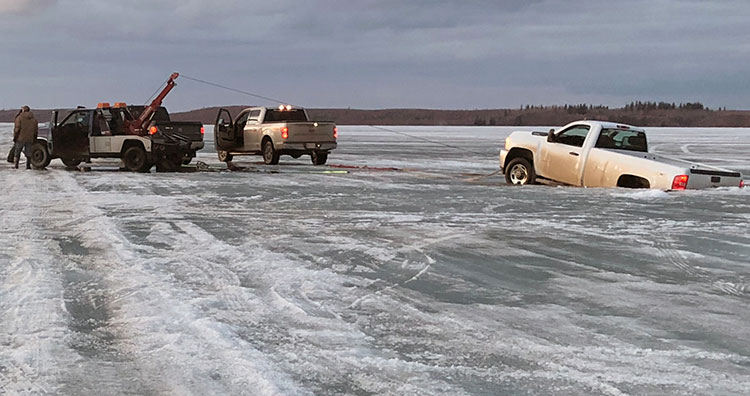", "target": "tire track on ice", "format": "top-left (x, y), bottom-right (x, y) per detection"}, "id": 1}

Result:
top-left (653, 239), bottom-right (749, 298)
top-left (0, 172), bottom-right (73, 395)
top-left (134, 218), bottom-right (475, 396)
top-left (31, 171), bottom-right (305, 396)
